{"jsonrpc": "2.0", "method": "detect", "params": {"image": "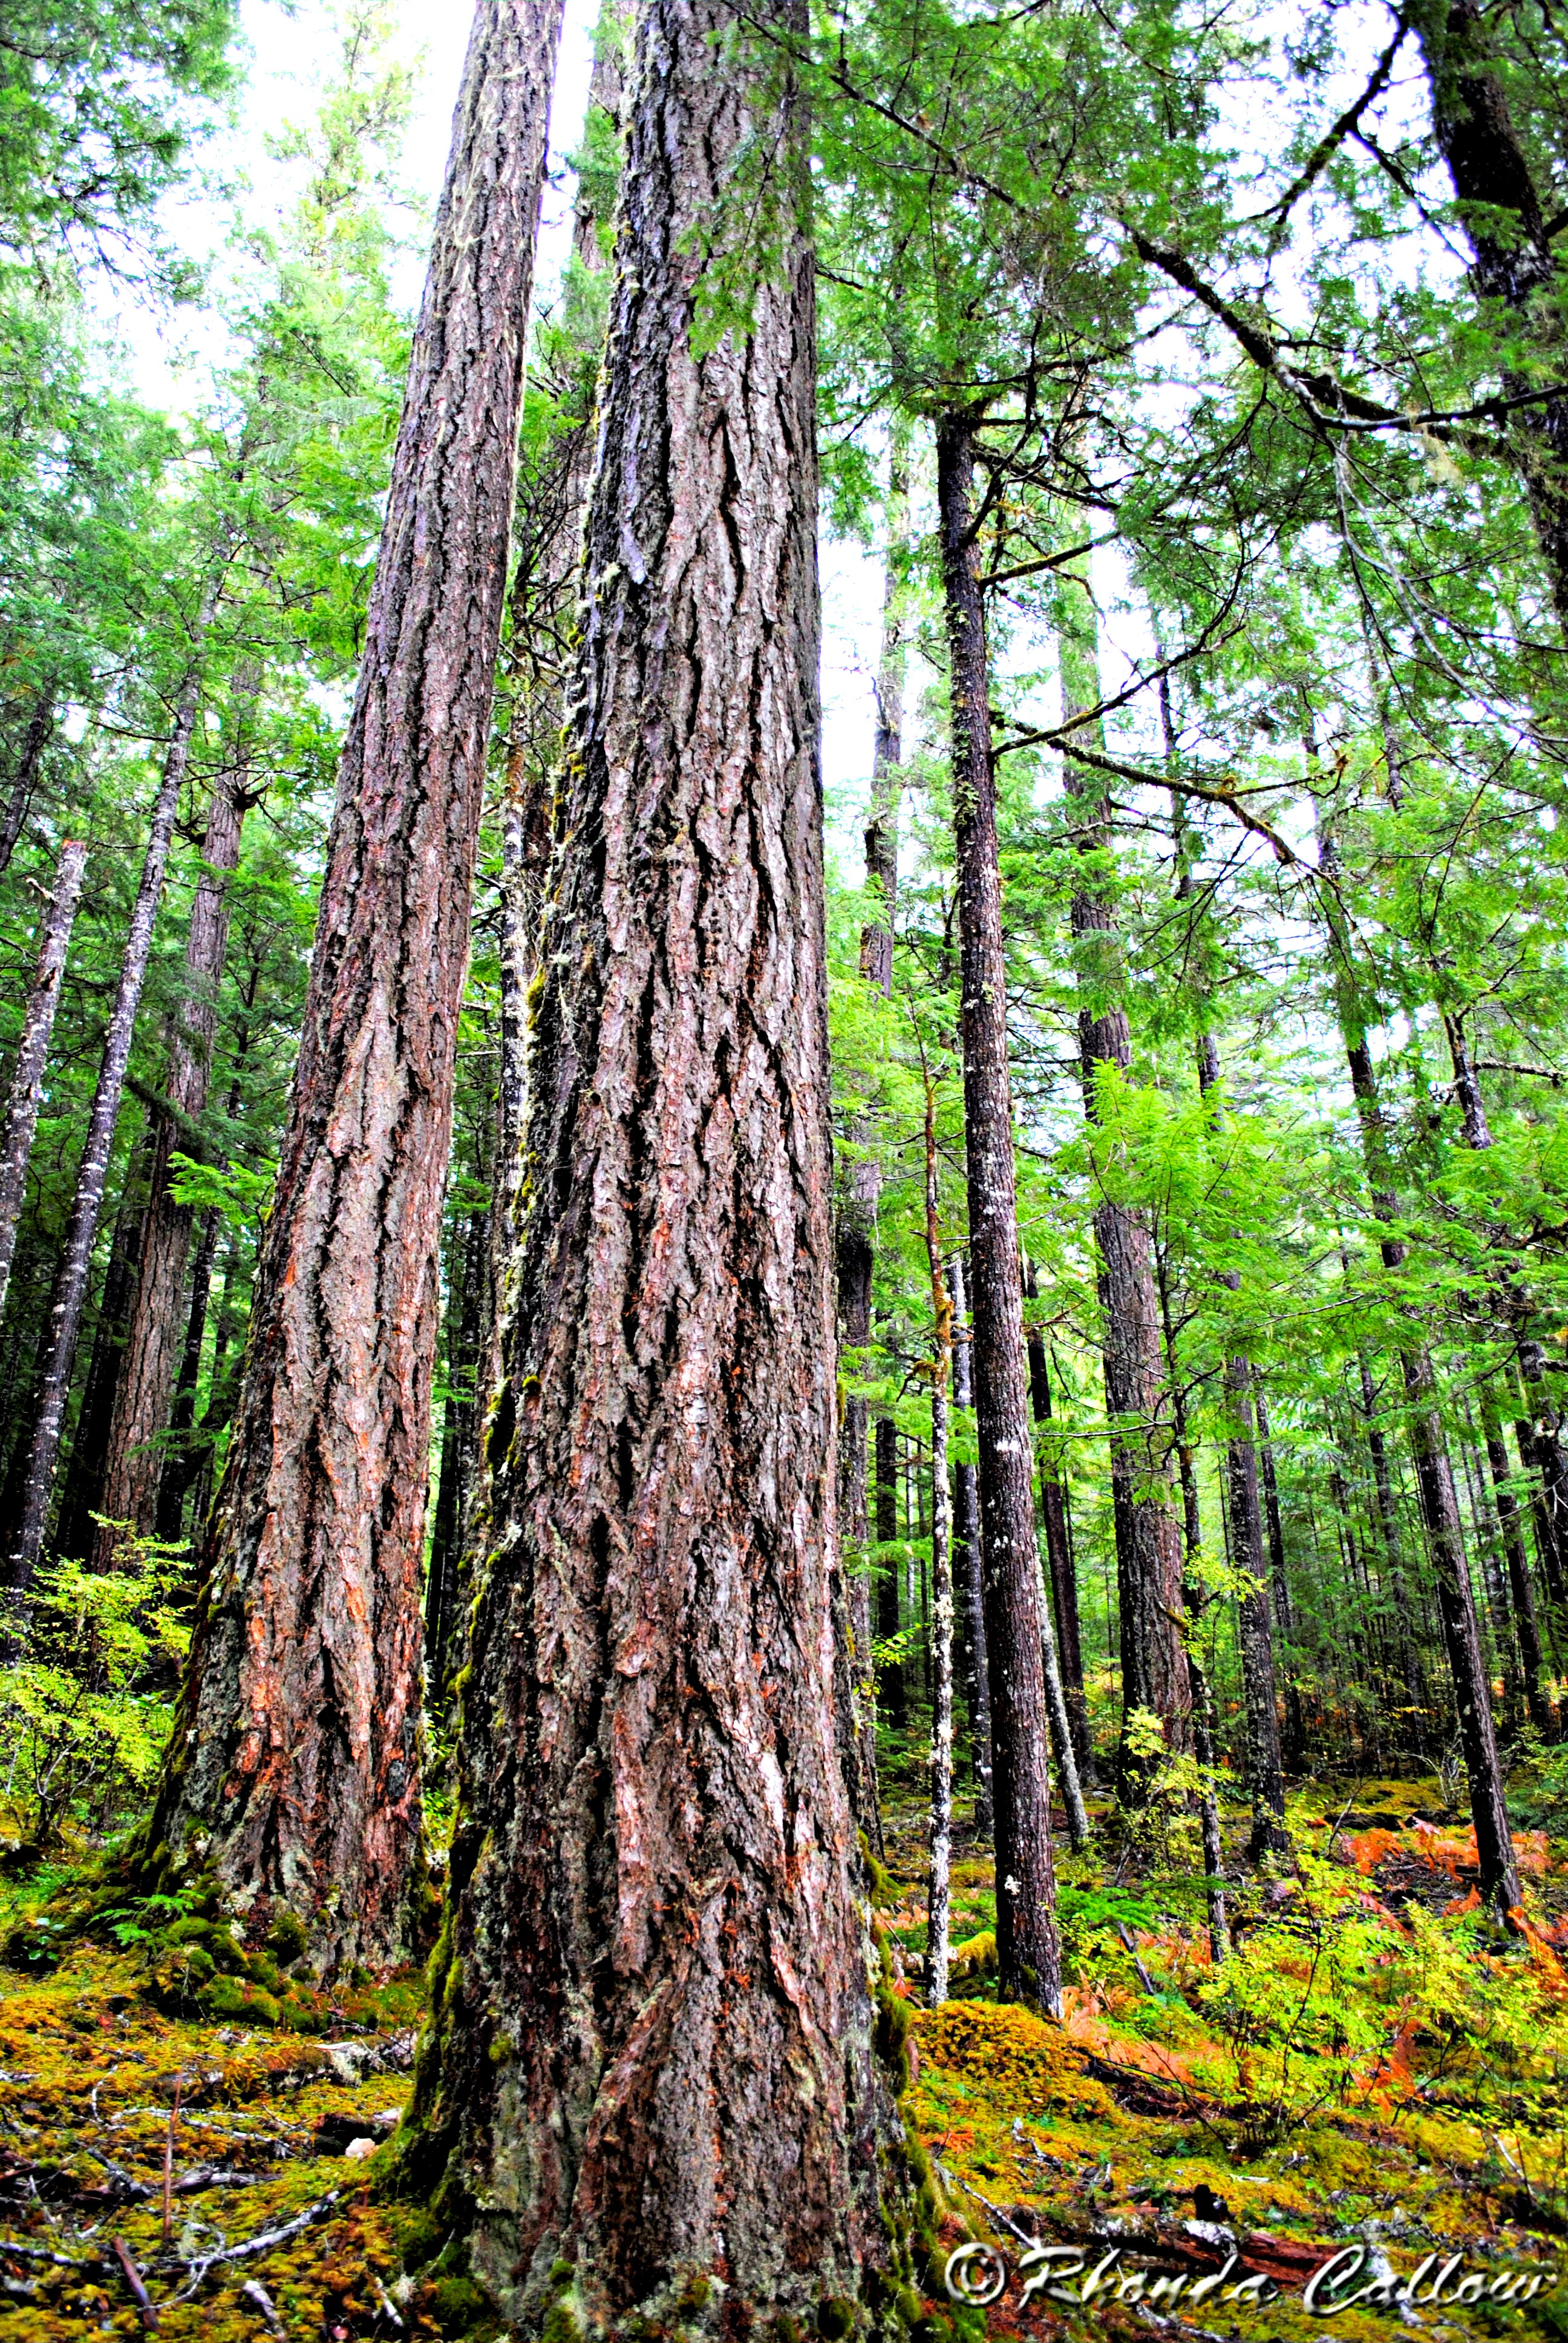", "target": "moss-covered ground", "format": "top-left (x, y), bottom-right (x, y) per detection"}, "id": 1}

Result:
top-left (4, 1773), bottom-right (1567, 2339)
